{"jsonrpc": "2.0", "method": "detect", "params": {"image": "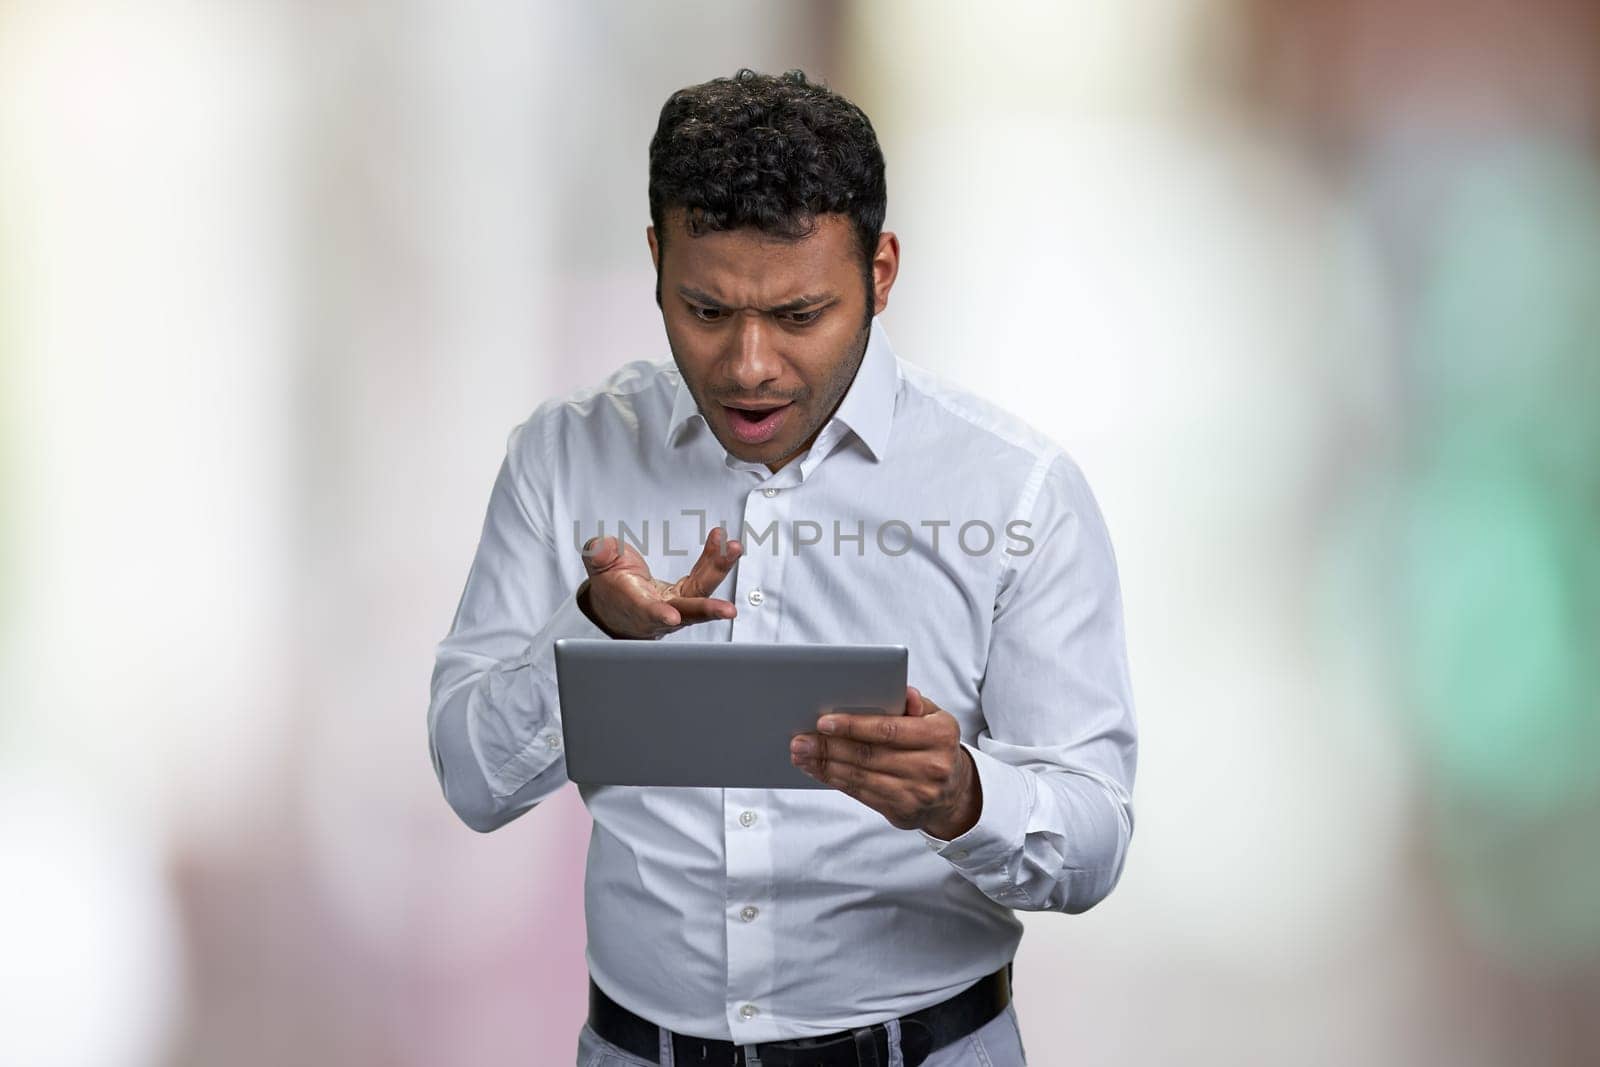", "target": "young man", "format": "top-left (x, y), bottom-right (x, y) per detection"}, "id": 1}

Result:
top-left (428, 68), bottom-right (1137, 1067)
